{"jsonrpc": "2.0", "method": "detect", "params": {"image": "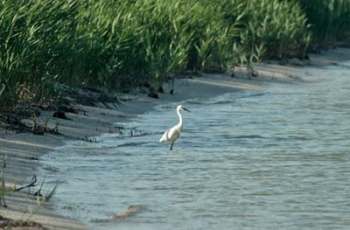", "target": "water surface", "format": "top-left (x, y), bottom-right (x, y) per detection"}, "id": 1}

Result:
top-left (39, 64), bottom-right (350, 229)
